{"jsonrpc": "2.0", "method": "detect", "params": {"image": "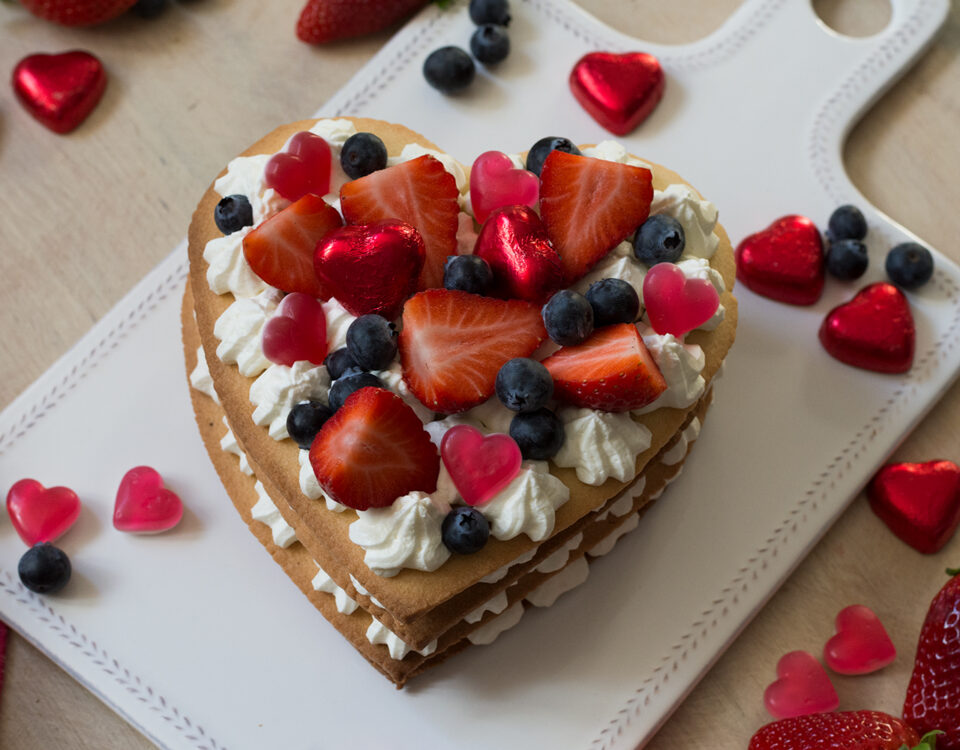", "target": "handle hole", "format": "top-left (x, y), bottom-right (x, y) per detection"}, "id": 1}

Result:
top-left (811, 0), bottom-right (892, 38)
